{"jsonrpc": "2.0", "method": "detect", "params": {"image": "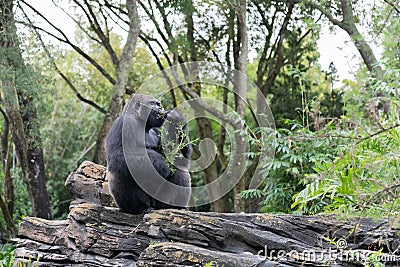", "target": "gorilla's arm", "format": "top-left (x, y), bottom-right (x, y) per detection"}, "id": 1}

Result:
top-left (106, 116), bottom-right (130, 176)
top-left (146, 127), bottom-right (160, 150)
top-left (106, 115), bottom-right (170, 179)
